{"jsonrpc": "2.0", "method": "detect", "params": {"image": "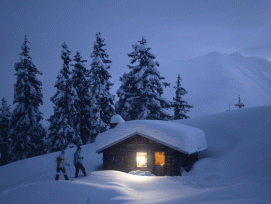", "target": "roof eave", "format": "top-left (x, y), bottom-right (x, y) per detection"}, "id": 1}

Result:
top-left (96, 131), bottom-right (193, 154)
